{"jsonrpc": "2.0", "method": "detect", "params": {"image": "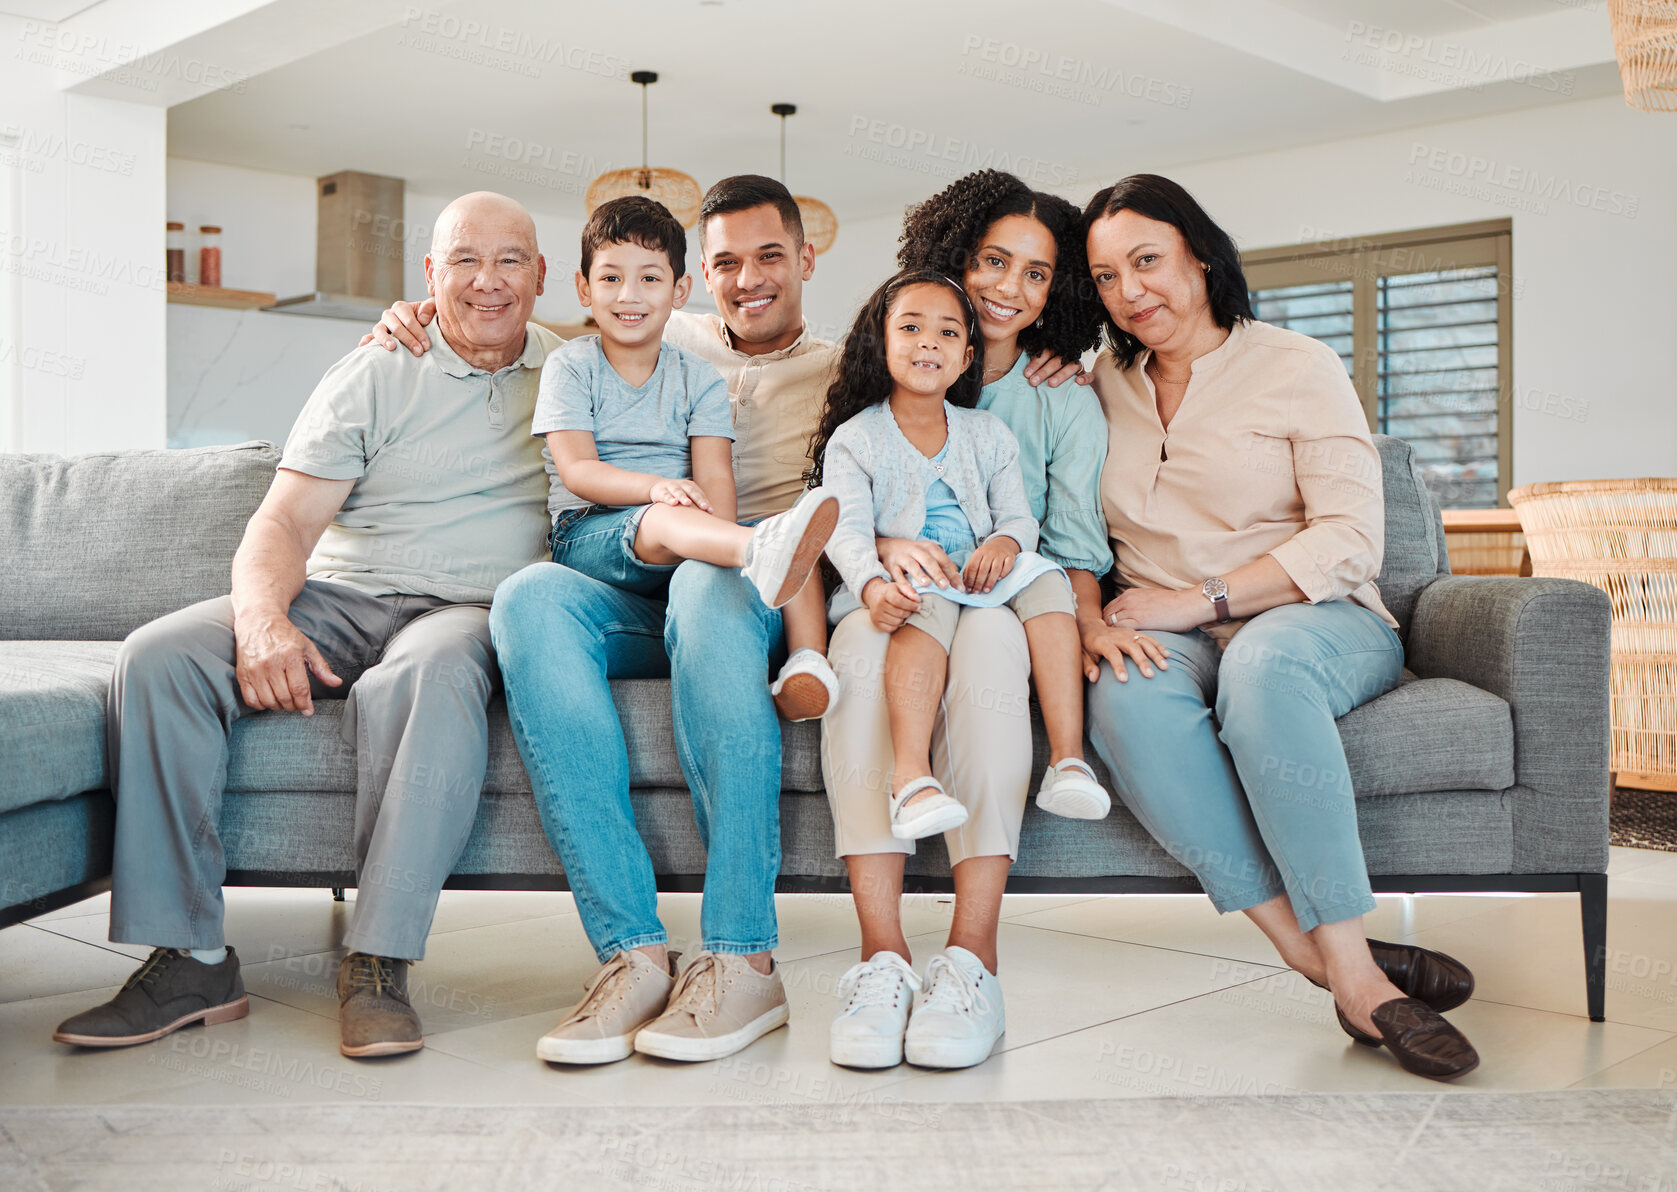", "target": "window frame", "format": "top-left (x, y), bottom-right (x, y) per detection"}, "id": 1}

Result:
top-left (1242, 219), bottom-right (1514, 508)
